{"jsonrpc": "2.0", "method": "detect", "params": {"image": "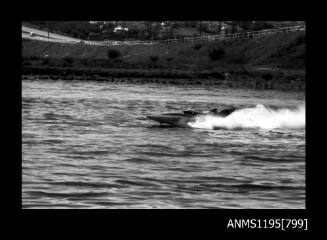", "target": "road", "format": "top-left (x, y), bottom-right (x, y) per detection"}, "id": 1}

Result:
top-left (22, 26), bottom-right (81, 42)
